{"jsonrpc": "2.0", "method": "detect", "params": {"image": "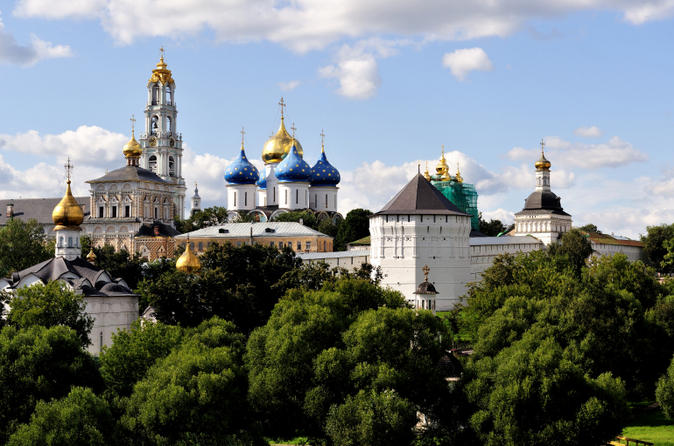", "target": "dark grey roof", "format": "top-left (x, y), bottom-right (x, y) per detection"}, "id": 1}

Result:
top-left (516, 190), bottom-right (570, 216)
top-left (0, 197), bottom-right (89, 226)
top-left (375, 174), bottom-right (468, 216)
top-left (414, 280), bottom-right (438, 295)
top-left (88, 166), bottom-right (167, 184)
top-left (135, 220), bottom-right (181, 237)
top-left (3, 256), bottom-right (134, 297)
